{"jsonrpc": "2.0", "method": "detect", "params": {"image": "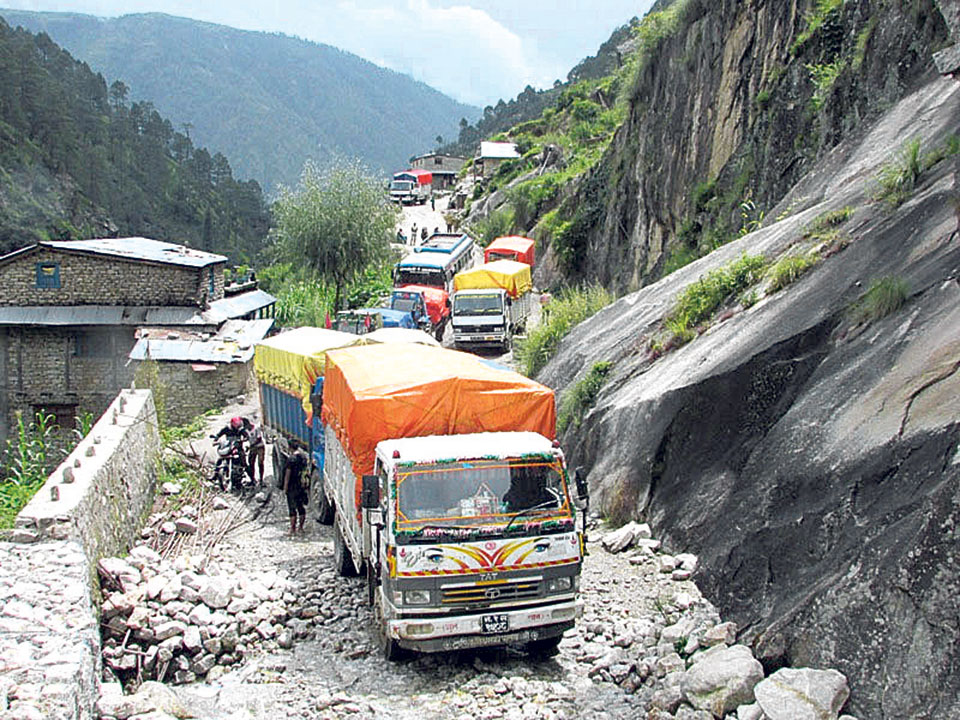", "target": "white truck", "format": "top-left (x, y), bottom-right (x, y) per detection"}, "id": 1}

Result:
top-left (451, 260), bottom-right (535, 351)
top-left (389, 169), bottom-right (432, 205)
top-left (319, 342), bottom-right (587, 659)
